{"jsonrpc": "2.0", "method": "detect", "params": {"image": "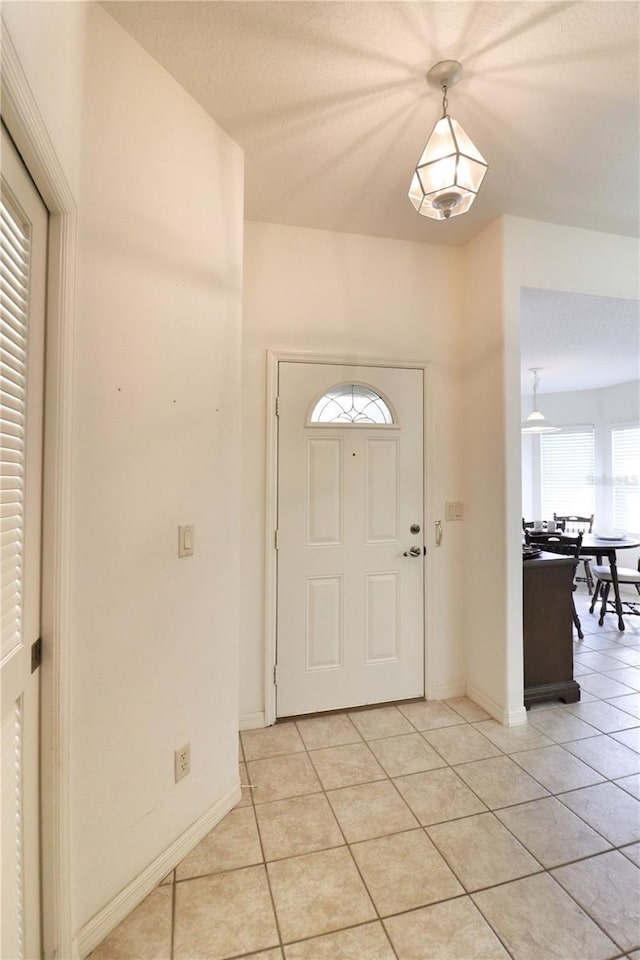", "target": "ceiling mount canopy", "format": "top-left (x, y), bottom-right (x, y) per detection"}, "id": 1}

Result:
top-left (521, 368), bottom-right (561, 434)
top-left (408, 60), bottom-right (488, 221)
